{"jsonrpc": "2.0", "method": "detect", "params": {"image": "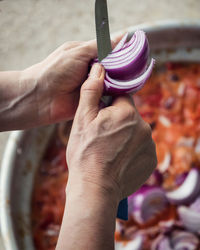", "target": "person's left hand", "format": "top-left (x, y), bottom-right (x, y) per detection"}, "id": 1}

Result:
top-left (23, 40), bottom-right (98, 124)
